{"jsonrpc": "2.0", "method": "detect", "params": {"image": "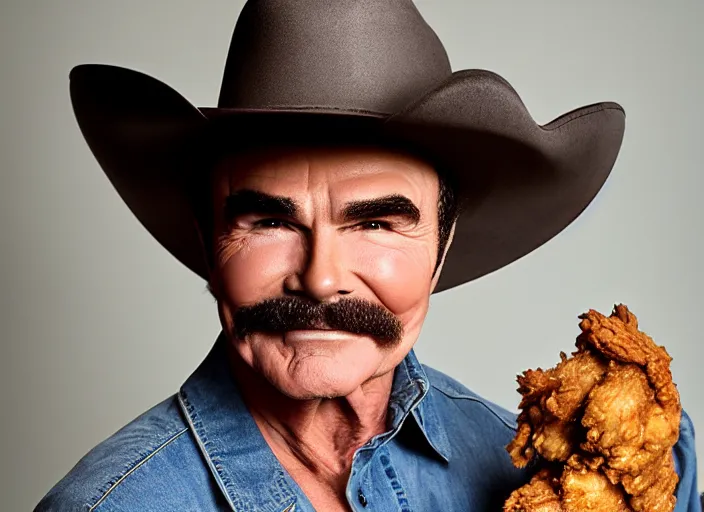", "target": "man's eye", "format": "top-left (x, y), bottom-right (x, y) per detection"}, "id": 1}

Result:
top-left (359, 220), bottom-right (391, 230)
top-left (254, 219), bottom-right (286, 229)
